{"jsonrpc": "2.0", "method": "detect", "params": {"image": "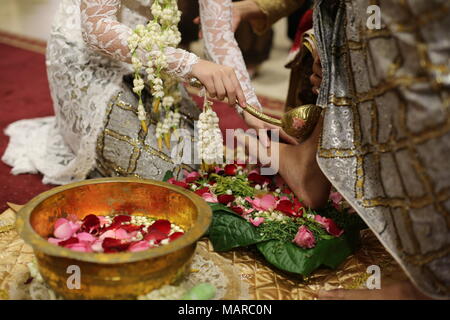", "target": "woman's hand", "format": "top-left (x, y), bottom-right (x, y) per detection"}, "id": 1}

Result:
top-left (191, 59), bottom-right (247, 107)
